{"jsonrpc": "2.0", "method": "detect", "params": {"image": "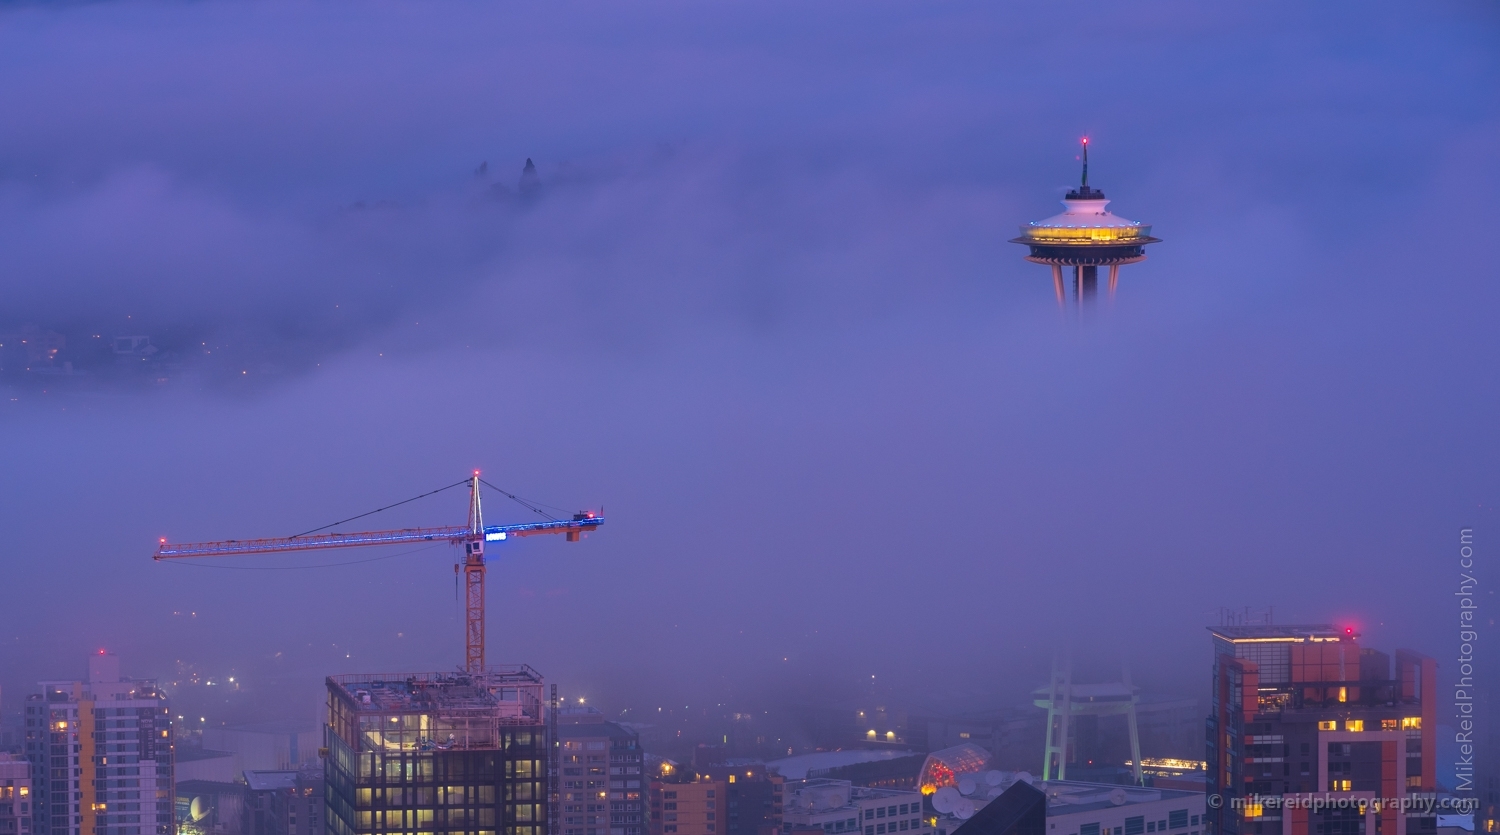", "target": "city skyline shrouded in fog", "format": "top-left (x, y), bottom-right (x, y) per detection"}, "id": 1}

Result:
top-left (0, 0), bottom-right (1496, 730)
